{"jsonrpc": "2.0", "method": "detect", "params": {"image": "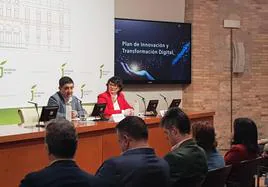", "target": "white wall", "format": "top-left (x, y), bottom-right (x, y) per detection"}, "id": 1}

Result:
top-left (0, 0), bottom-right (114, 108)
top-left (115, 0), bottom-right (185, 112)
